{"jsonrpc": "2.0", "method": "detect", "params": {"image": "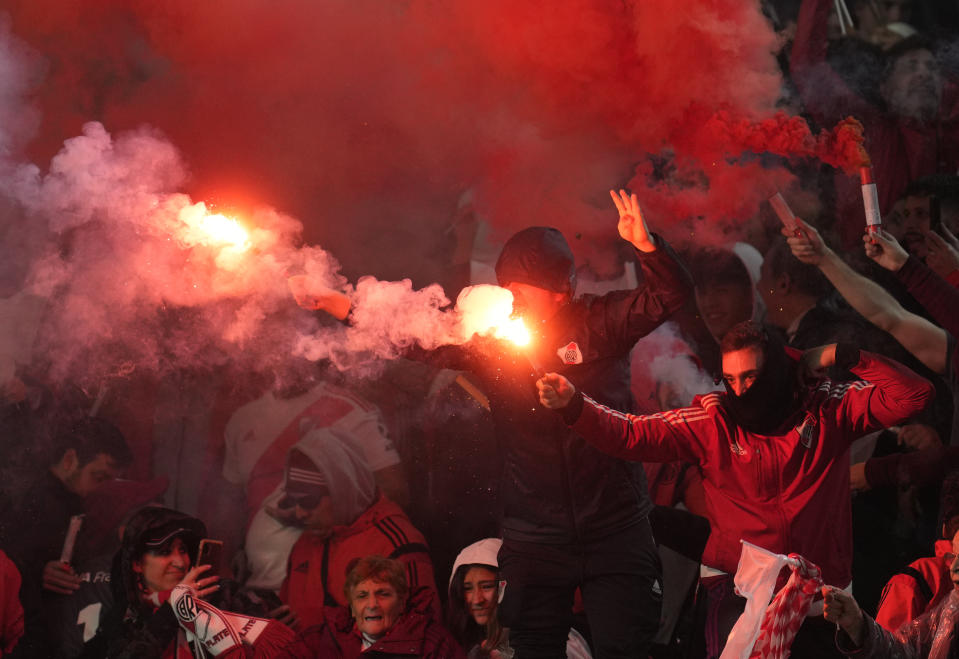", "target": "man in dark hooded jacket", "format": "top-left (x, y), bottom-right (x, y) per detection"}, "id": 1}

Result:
top-left (429, 190), bottom-right (692, 657)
